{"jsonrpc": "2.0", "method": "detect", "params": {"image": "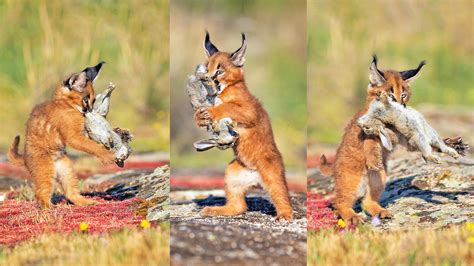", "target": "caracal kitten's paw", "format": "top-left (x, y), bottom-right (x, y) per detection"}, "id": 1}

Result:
top-left (343, 213), bottom-right (365, 226)
top-left (38, 199), bottom-right (53, 209)
top-left (200, 206), bottom-right (218, 217)
top-left (194, 107), bottom-right (211, 128)
top-left (378, 209), bottom-right (392, 219)
top-left (70, 196), bottom-right (99, 206)
top-left (200, 206), bottom-right (246, 217)
top-left (99, 150), bottom-right (117, 165)
top-left (276, 210), bottom-right (293, 221)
